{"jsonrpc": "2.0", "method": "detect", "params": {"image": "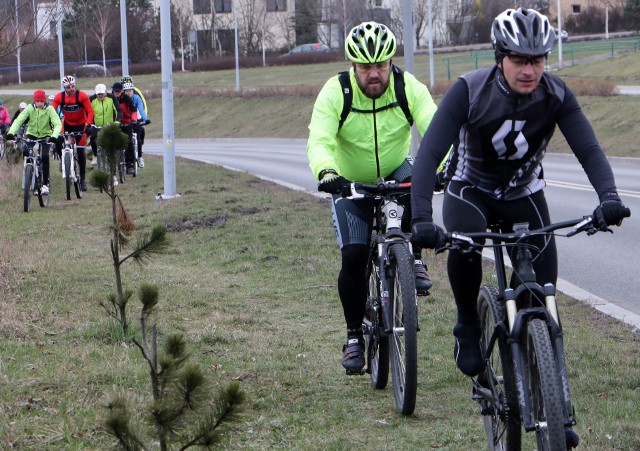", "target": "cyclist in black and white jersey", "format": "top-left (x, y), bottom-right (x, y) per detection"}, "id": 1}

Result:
top-left (410, 8), bottom-right (630, 381)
